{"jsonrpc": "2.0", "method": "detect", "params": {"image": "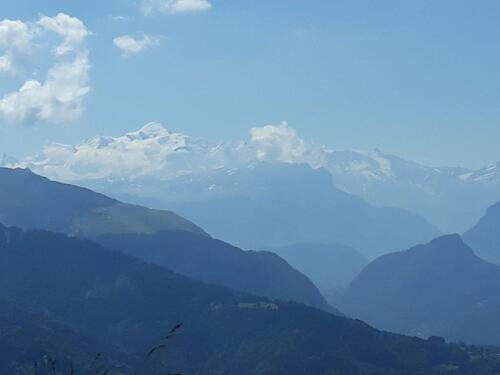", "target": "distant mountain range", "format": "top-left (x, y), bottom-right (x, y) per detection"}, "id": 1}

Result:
top-left (464, 201), bottom-right (500, 265)
top-left (0, 167), bottom-right (330, 311)
top-left (323, 150), bottom-right (500, 232)
top-left (5, 123), bottom-right (500, 233)
top-left (159, 162), bottom-right (441, 258)
top-left (337, 234), bottom-right (500, 346)
top-left (2, 224), bottom-right (499, 375)
top-left (3, 149), bottom-right (442, 258)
